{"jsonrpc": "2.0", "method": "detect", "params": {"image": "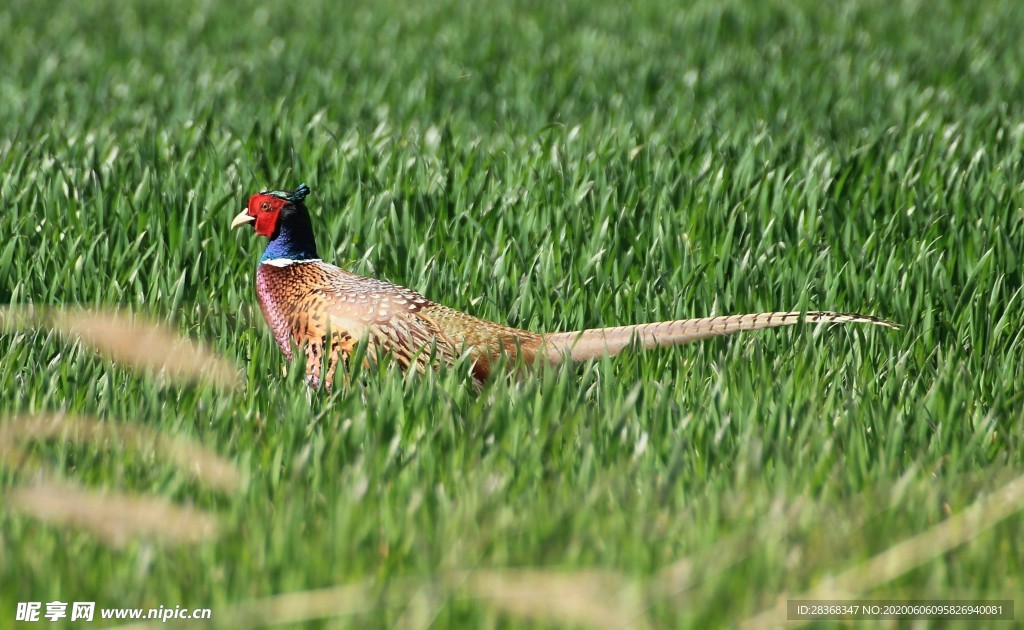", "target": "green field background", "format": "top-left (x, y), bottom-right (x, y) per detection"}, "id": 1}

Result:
top-left (1, 0), bottom-right (1022, 627)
